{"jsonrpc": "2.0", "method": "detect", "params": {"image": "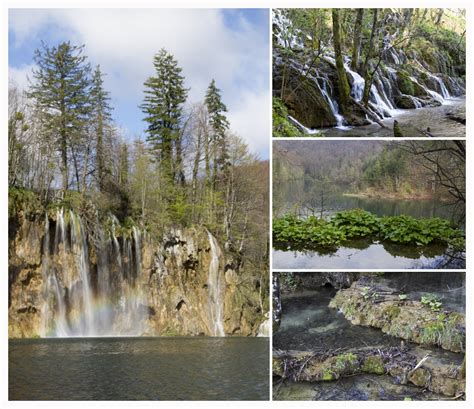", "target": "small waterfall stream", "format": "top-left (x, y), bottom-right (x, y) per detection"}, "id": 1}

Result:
top-left (207, 231), bottom-right (225, 337)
